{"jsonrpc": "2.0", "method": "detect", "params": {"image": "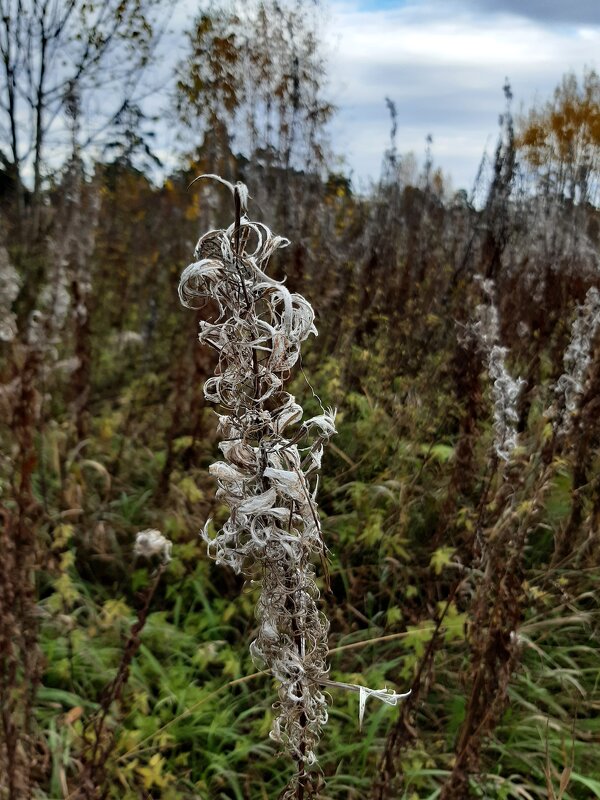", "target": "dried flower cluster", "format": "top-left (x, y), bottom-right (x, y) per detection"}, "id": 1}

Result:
top-left (0, 246), bottom-right (20, 343)
top-left (554, 286), bottom-right (600, 431)
top-left (134, 529), bottom-right (172, 564)
top-left (179, 177), bottom-right (335, 791)
top-left (179, 177), bottom-right (410, 795)
top-left (464, 281), bottom-right (525, 461)
top-left (487, 344), bottom-right (525, 461)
